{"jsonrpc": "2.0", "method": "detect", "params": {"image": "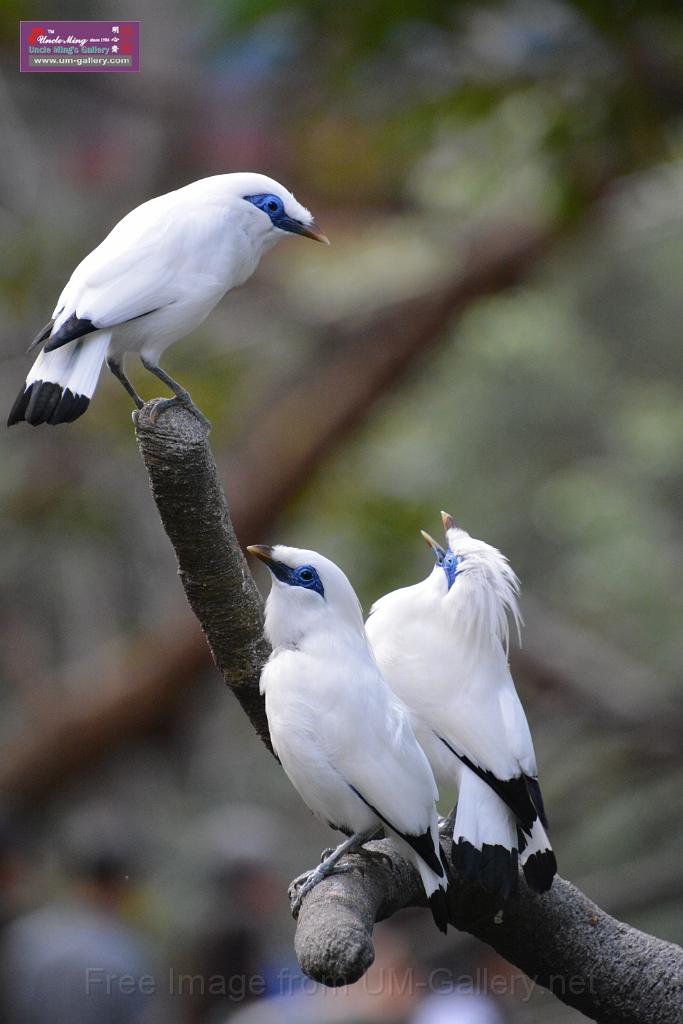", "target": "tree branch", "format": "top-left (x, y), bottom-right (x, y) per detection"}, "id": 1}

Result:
top-left (133, 403), bottom-right (682, 1024)
top-left (133, 403), bottom-right (272, 751)
top-left (292, 834), bottom-right (683, 1024)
